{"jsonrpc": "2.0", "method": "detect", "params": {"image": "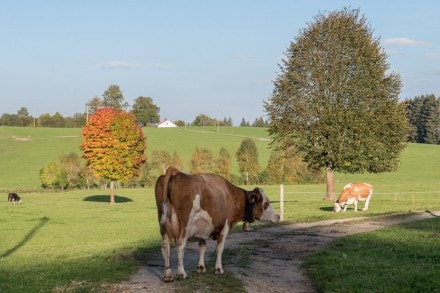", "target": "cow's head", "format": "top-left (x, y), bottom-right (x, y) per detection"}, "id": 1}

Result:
top-left (333, 201), bottom-right (344, 212)
top-left (247, 188), bottom-right (280, 223)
